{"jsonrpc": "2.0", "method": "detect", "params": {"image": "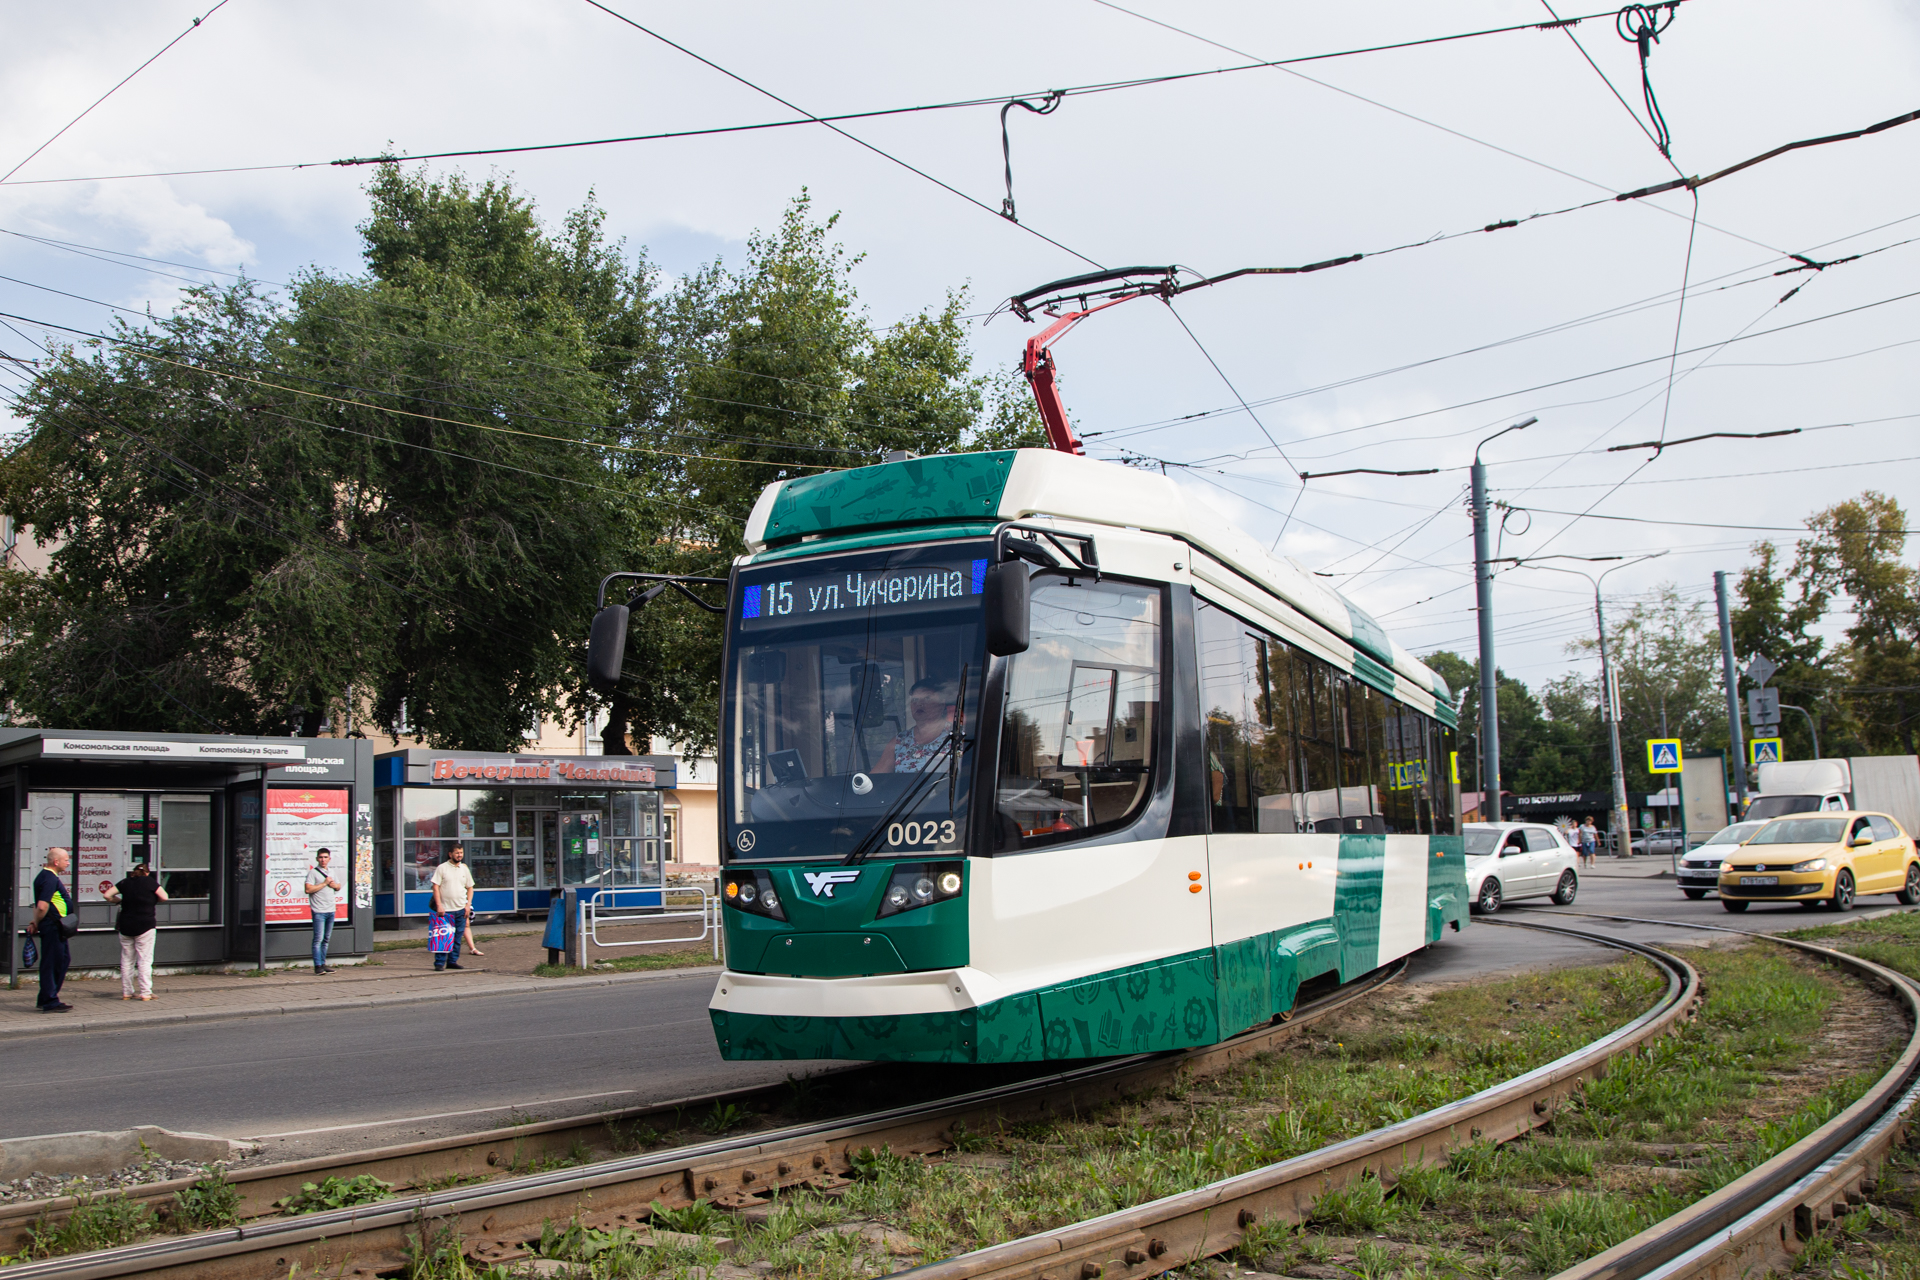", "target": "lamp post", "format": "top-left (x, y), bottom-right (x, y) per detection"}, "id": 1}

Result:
top-left (1495, 551), bottom-right (1667, 857)
top-left (1470, 417), bottom-right (1536, 823)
